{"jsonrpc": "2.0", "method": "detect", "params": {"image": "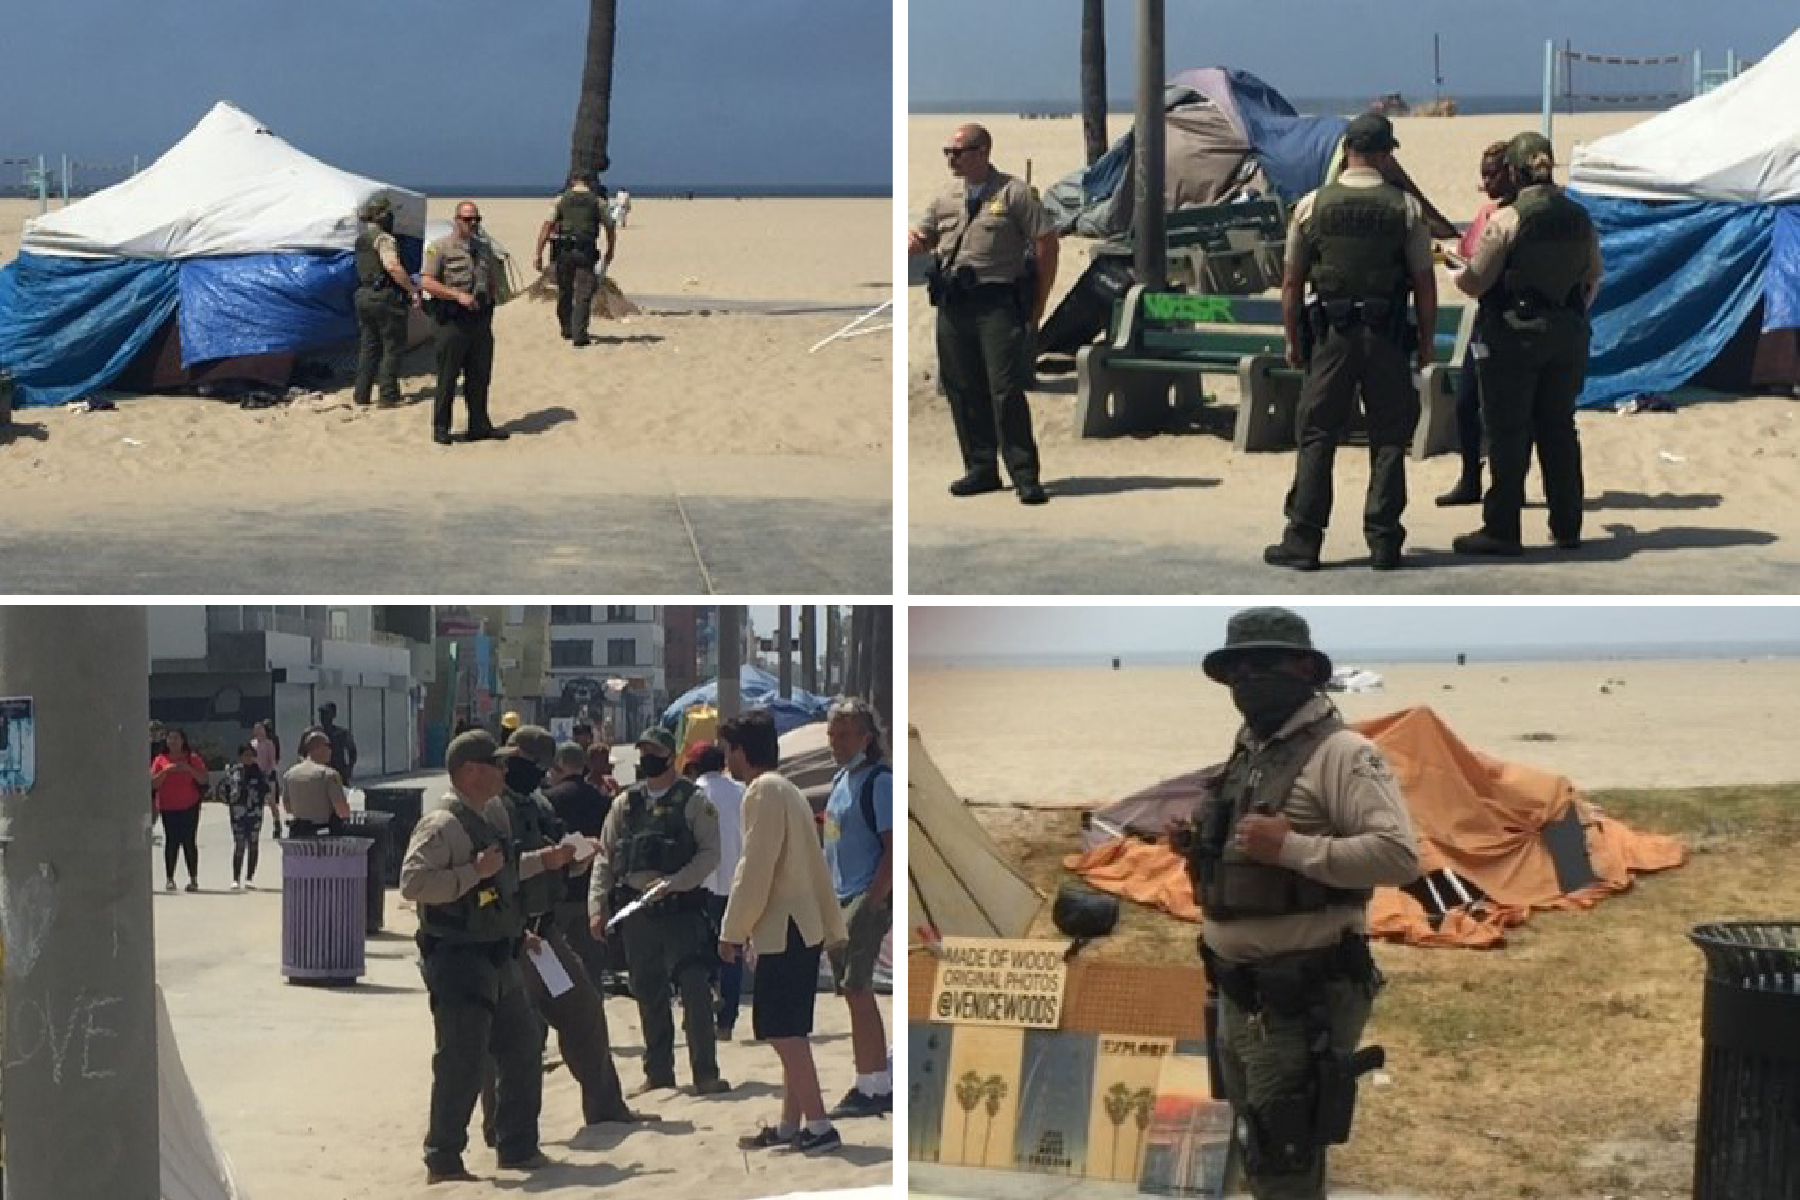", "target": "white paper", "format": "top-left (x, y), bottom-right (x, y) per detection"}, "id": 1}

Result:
top-left (526, 941), bottom-right (574, 998)
top-left (559, 832), bottom-right (597, 861)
